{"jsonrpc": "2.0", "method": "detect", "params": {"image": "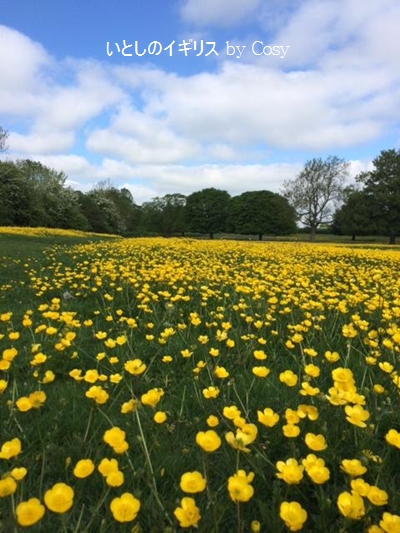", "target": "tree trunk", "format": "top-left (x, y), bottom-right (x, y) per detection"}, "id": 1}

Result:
top-left (258, 233), bottom-right (262, 241)
top-left (389, 235), bottom-right (396, 245)
top-left (352, 234), bottom-right (356, 241)
top-left (309, 226), bottom-right (316, 242)
top-left (210, 232), bottom-right (214, 239)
